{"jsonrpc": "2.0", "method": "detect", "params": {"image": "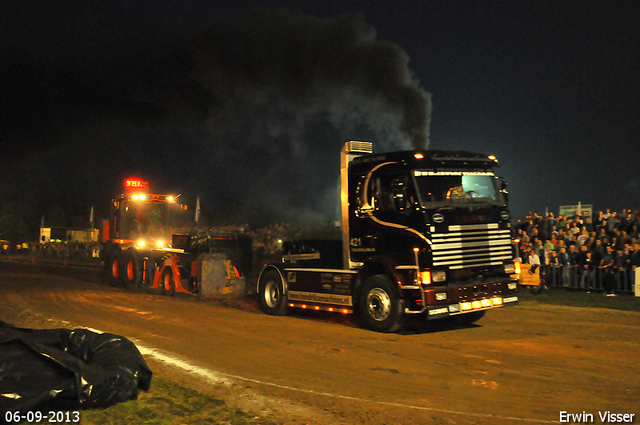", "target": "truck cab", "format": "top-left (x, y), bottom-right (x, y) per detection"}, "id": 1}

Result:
top-left (101, 178), bottom-right (188, 287)
top-left (257, 142), bottom-right (518, 332)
